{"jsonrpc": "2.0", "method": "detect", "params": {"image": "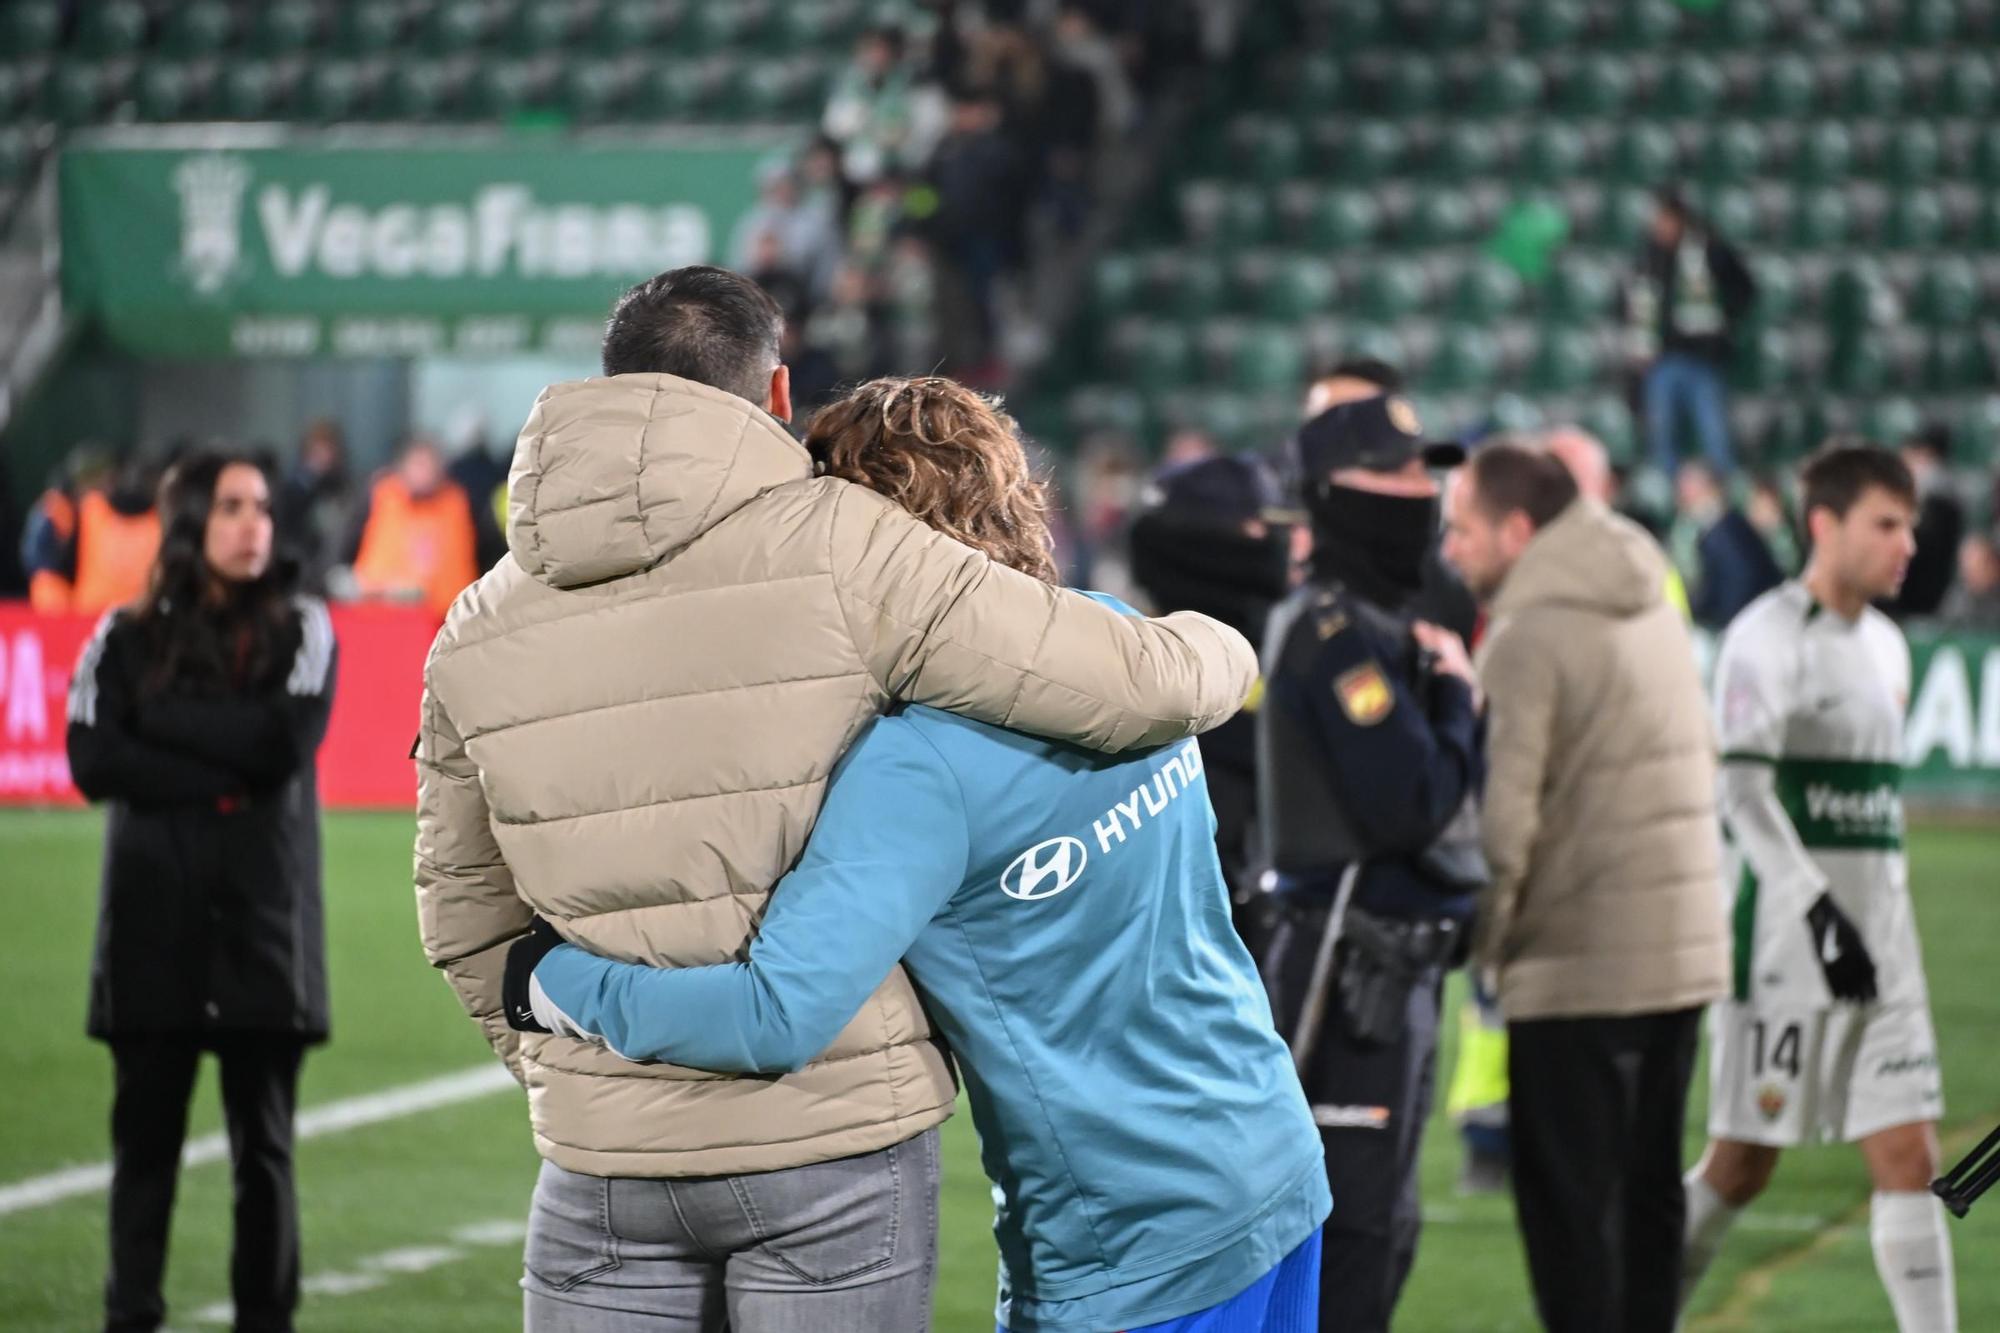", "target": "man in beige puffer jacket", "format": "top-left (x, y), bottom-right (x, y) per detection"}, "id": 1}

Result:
top-left (1442, 440), bottom-right (1726, 1333)
top-left (412, 268), bottom-right (1256, 1327)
